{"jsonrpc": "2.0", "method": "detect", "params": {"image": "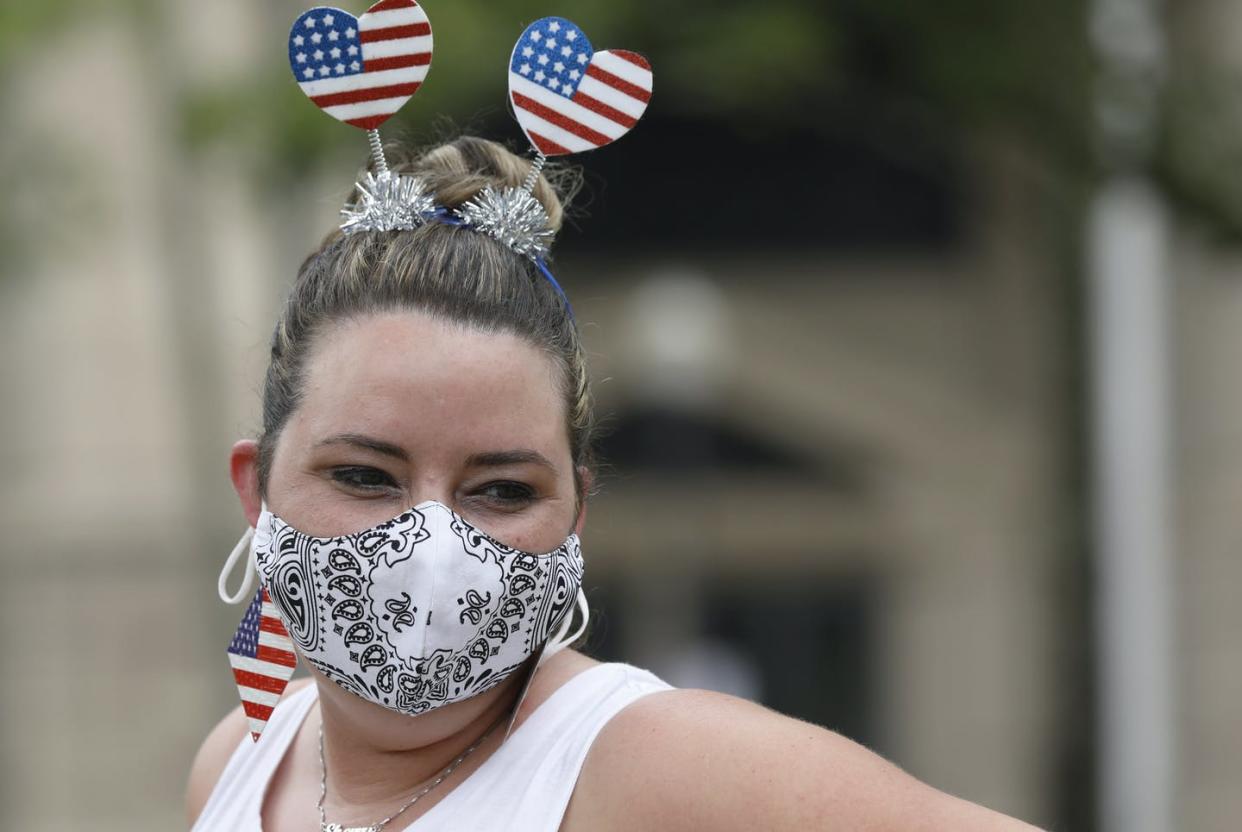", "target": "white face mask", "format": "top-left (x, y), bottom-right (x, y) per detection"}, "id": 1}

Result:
top-left (220, 500), bottom-right (586, 719)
